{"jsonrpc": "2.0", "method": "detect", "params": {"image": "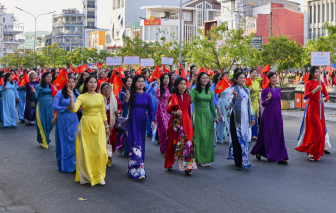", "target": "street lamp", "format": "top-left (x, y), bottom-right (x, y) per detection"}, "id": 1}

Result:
top-left (15, 7), bottom-right (55, 68)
